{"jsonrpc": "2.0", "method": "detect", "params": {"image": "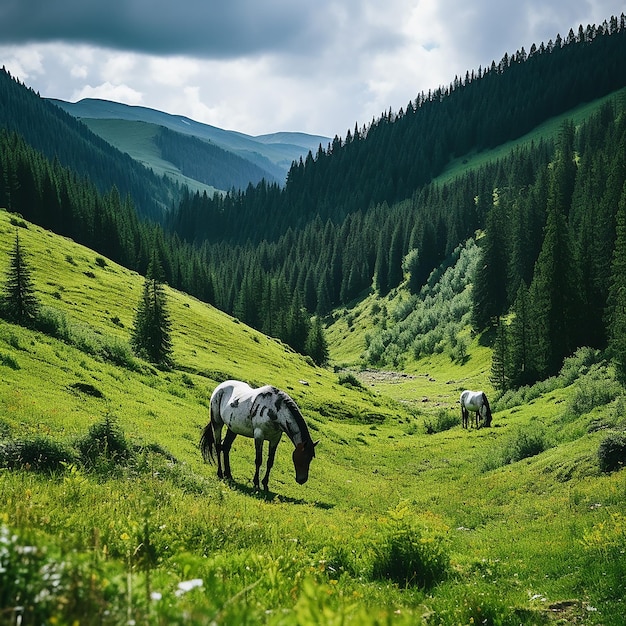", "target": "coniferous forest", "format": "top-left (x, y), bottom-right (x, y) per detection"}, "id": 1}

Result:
top-left (1, 15), bottom-right (626, 377)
